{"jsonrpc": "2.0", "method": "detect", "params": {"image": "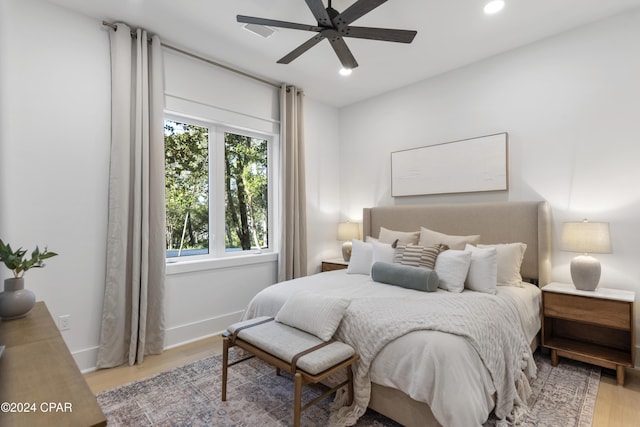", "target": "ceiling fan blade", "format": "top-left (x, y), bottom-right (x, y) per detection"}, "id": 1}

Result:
top-left (333, 0), bottom-right (388, 29)
top-left (323, 29), bottom-right (359, 69)
top-left (341, 26), bottom-right (417, 43)
top-left (304, 0), bottom-right (332, 27)
top-left (277, 34), bottom-right (326, 64)
top-left (237, 15), bottom-right (323, 32)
